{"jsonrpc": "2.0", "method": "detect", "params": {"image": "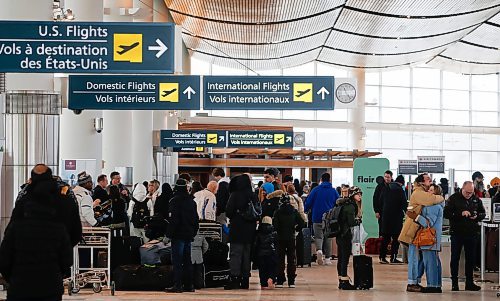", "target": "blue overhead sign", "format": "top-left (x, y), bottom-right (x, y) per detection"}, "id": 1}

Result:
top-left (160, 130), bottom-right (227, 148)
top-left (68, 75), bottom-right (200, 110)
top-left (0, 21), bottom-right (174, 73)
top-left (203, 76), bottom-right (334, 110)
top-left (227, 131), bottom-right (294, 148)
